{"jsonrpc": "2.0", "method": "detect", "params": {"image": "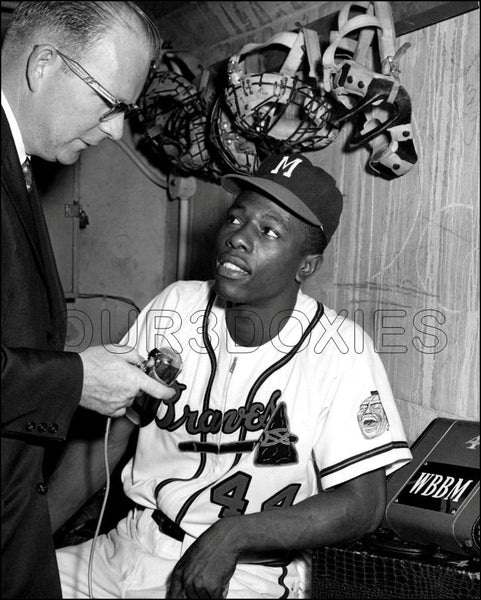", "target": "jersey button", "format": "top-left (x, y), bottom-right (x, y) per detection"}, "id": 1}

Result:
top-left (26, 422), bottom-right (36, 432)
top-left (48, 423), bottom-right (59, 434)
top-left (37, 423), bottom-right (48, 433)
